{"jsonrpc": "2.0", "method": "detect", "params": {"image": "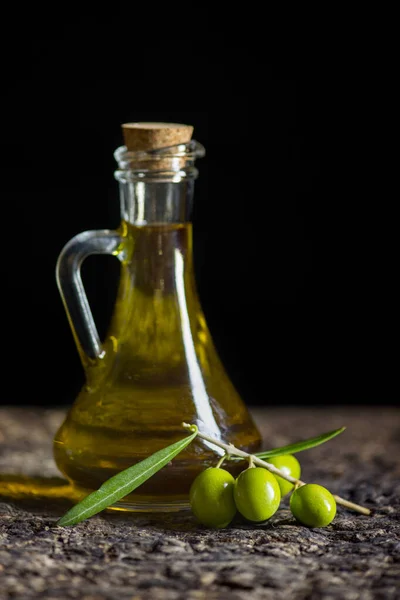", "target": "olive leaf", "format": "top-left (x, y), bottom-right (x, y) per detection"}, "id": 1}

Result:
top-left (252, 426), bottom-right (346, 459)
top-left (57, 426), bottom-right (198, 527)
